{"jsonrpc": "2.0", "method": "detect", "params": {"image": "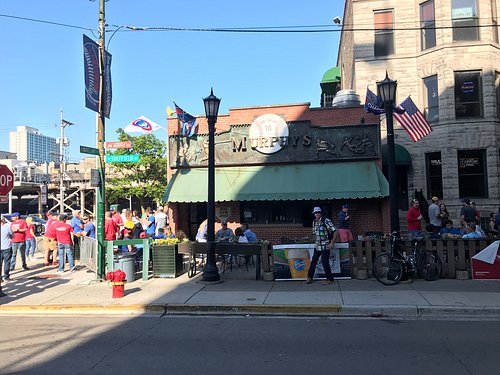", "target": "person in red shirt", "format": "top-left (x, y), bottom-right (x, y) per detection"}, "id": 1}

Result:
top-left (105, 211), bottom-right (118, 241)
top-left (43, 211), bottom-right (59, 266)
top-left (406, 199), bottom-right (423, 240)
top-left (111, 208), bottom-right (123, 229)
top-left (52, 214), bottom-right (75, 273)
top-left (9, 213), bottom-right (29, 271)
